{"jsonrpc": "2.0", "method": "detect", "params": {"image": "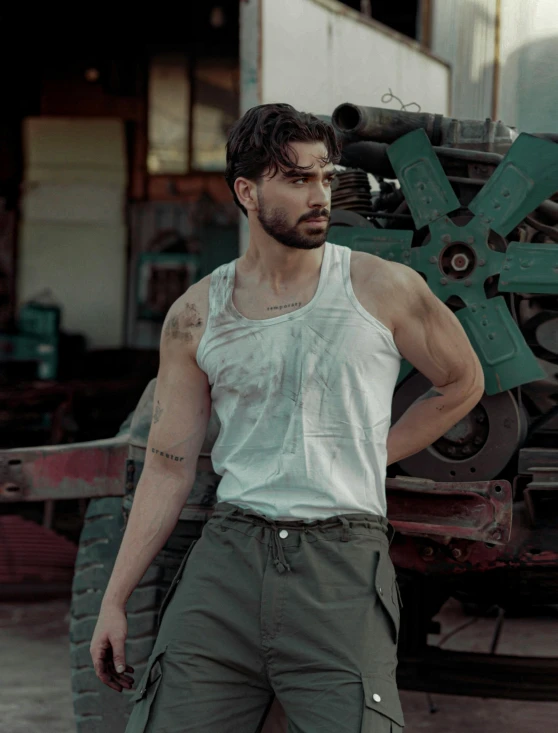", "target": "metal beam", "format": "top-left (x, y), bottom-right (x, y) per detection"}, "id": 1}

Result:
top-left (0, 434), bottom-right (129, 502)
top-left (398, 648), bottom-right (558, 701)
